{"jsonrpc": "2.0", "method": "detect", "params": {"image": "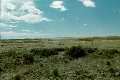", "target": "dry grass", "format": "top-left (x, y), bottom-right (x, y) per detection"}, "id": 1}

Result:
top-left (0, 37), bottom-right (120, 80)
